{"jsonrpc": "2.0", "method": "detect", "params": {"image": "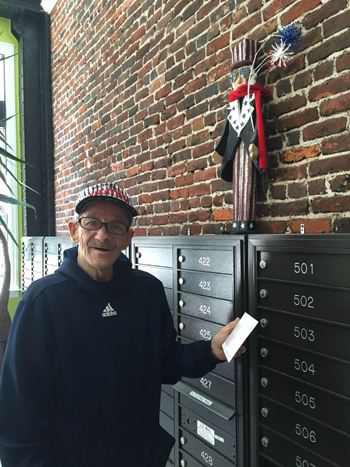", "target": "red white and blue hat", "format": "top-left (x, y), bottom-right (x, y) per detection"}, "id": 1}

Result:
top-left (75, 182), bottom-right (137, 217)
